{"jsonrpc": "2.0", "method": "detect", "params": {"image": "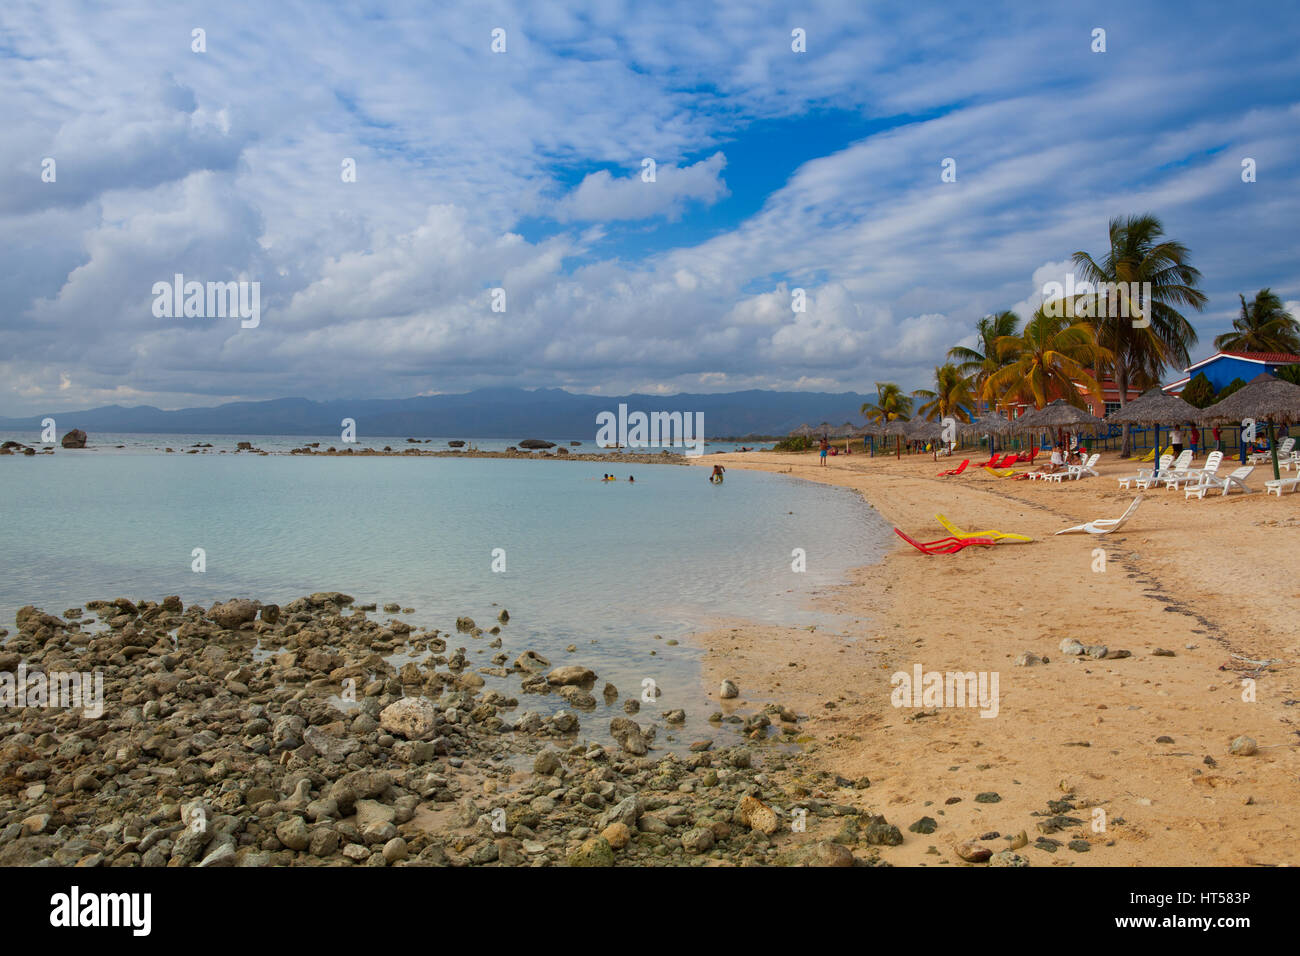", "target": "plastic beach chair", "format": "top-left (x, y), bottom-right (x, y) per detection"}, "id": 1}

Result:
top-left (893, 528), bottom-right (996, 555)
top-left (938, 459), bottom-right (970, 477)
top-left (1054, 496), bottom-right (1143, 535)
top-left (935, 514), bottom-right (1032, 543)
